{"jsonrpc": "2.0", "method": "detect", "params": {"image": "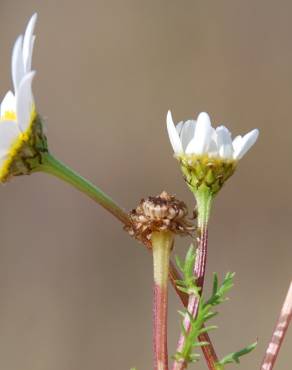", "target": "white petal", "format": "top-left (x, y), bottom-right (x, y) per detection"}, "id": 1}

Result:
top-left (216, 125), bottom-right (233, 159)
top-left (208, 128), bottom-right (219, 157)
top-left (23, 14), bottom-right (37, 73)
top-left (0, 120), bottom-right (20, 157)
top-left (166, 110), bottom-right (183, 154)
top-left (0, 91), bottom-right (16, 118)
top-left (180, 120), bottom-right (196, 151)
top-left (26, 35), bottom-right (36, 73)
top-left (12, 35), bottom-right (25, 92)
top-left (16, 71), bottom-right (36, 132)
top-left (186, 112), bottom-right (212, 154)
top-left (175, 121), bottom-right (184, 136)
top-left (232, 135), bottom-right (242, 153)
top-left (233, 129), bottom-right (259, 159)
